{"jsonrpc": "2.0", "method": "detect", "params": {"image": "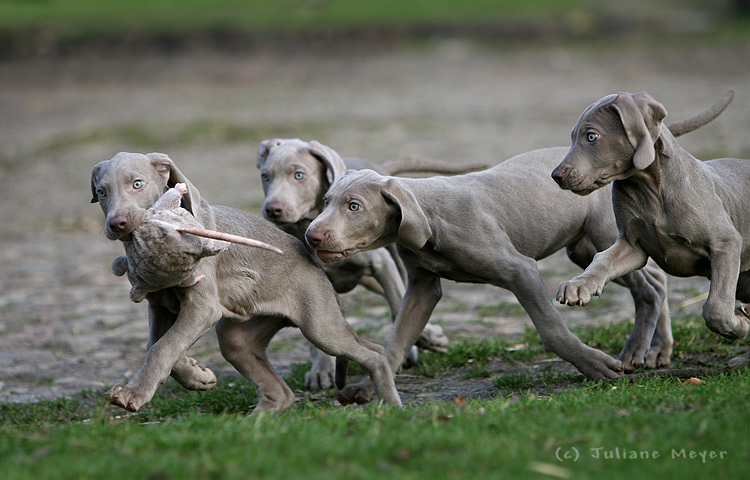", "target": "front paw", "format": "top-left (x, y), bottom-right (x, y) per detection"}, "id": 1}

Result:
top-left (568, 345), bottom-right (623, 380)
top-left (106, 384), bottom-right (151, 412)
top-left (172, 357), bottom-right (218, 391)
top-left (557, 276), bottom-right (603, 306)
top-left (337, 379), bottom-right (377, 405)
top-left (416, 323), bottom-right (449, 353)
